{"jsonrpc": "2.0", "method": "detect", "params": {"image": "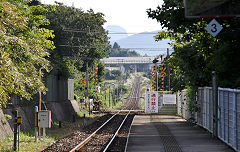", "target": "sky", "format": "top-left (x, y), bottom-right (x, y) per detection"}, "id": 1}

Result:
top-left (40, 0), bottom-right (163, 34)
